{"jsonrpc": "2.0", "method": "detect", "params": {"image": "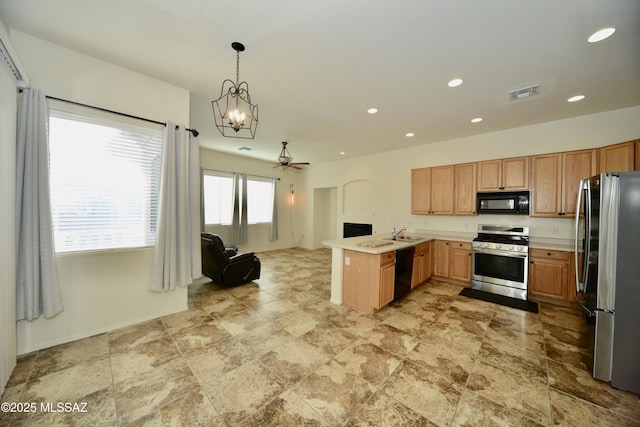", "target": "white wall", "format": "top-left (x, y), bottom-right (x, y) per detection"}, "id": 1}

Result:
top-left (200, 148), bottom-right (306, 252)
top-left (11, 31), bottom-right (191, 354)
top-left (304, 106), bottom-right (640, 248)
